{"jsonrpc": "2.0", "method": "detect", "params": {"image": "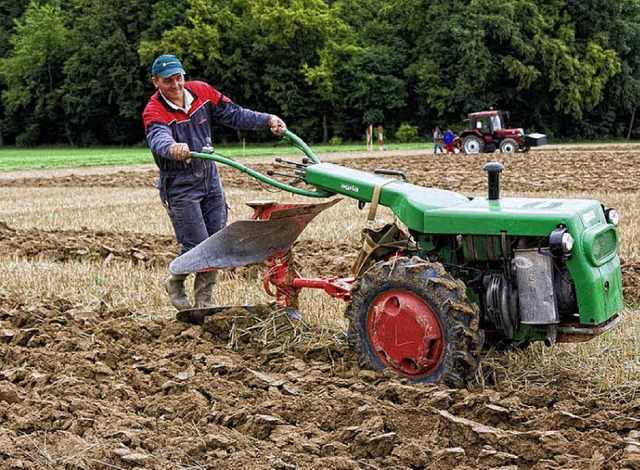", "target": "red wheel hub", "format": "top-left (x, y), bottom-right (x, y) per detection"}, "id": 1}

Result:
top-left (367, 289), bottom-right (445, 377)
